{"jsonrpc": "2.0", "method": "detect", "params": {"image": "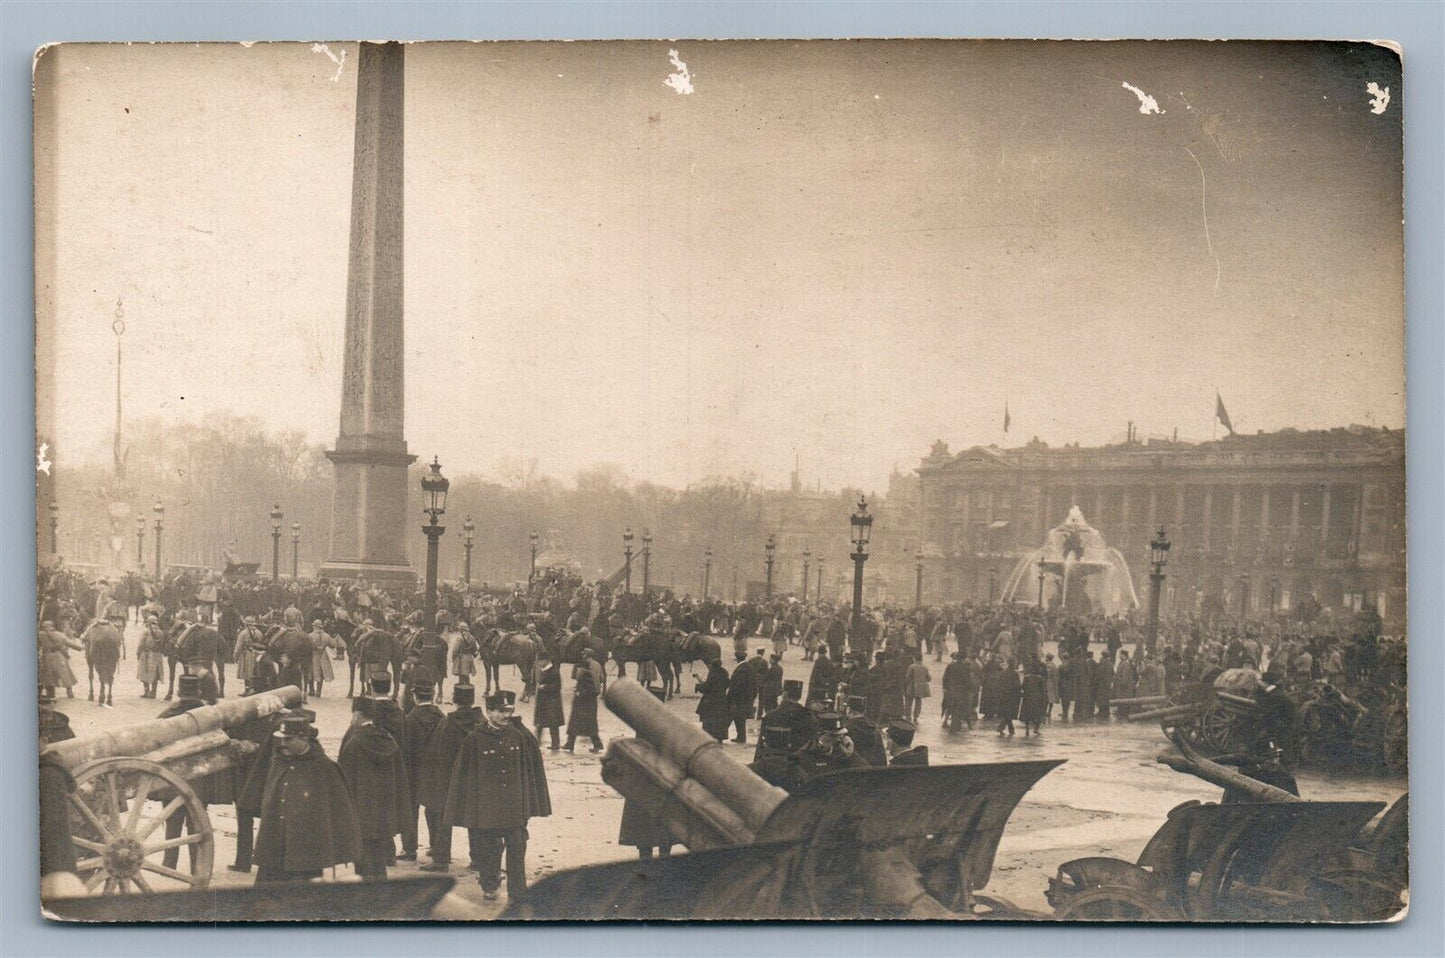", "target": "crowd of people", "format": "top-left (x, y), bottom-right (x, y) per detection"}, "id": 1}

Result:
top-left (37, 557), bottom-right (1407, 897)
